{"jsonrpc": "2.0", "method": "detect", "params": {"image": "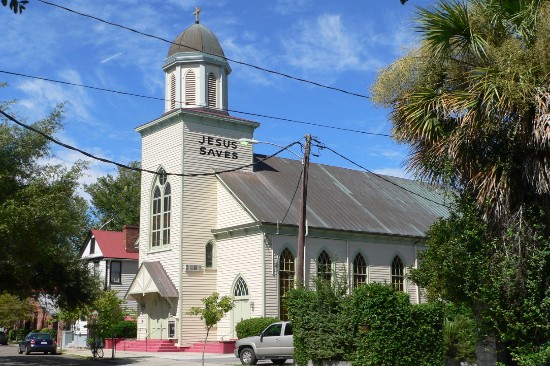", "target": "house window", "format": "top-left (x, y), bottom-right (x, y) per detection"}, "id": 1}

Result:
top-left (317, 250), bottom-right (332, 282)
top-left (279, 248), bottom-right (294, 321)
top-left (205, 241), bottom-right (215, 268)
top-left (169, 73), bottom-right (176, 110)
top-left (151, 169), bottom-right (171, 249)
top-left (391, 256), bottom-right (404, 292)
top-left (207, 73), bottom-right (216, 108)
top-left (353, 253), bottom-right (368, 289)
top-left (185, 70), bottom-right (196, 105)
top-left (110, 261), bottom-right (122, 284)
top-left (234, 276), bottom-right (248, 297)
top-left (90, 237), bottom-right (95, 254)
top-left (93, 261), bottom-right (100, 277)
